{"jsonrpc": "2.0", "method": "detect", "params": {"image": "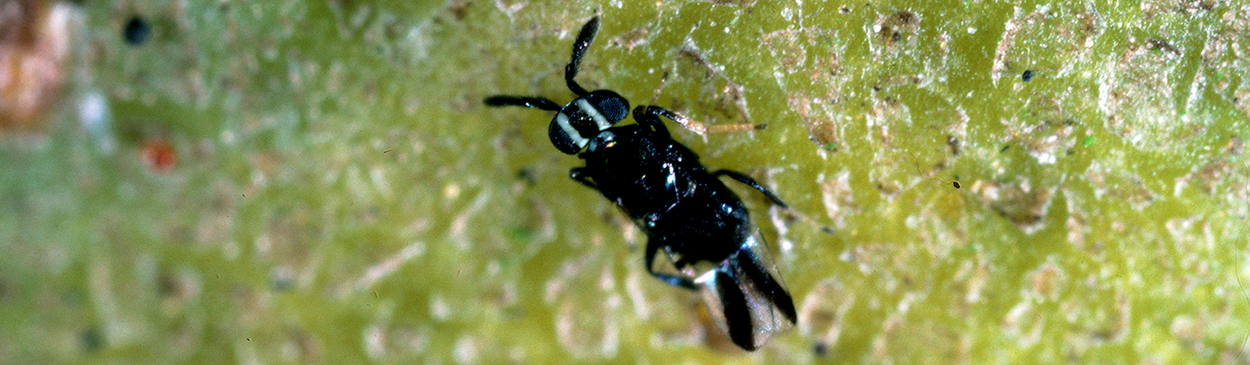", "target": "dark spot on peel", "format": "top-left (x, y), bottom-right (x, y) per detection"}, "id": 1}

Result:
top-left (447, 0), bottom-right (470, 20)
top-left (813, 342), bottom-right (829, 357)
top-left (81, 326), bottom-right (104, 352)
top-left (1146, 37), bottom-right (1181, 56)
top-left (123, 16), bottom-right (150, 46)
top-left (516, 168), bottom-right (536, 186)
top-left (158, 271), bottom-right (177, 297)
